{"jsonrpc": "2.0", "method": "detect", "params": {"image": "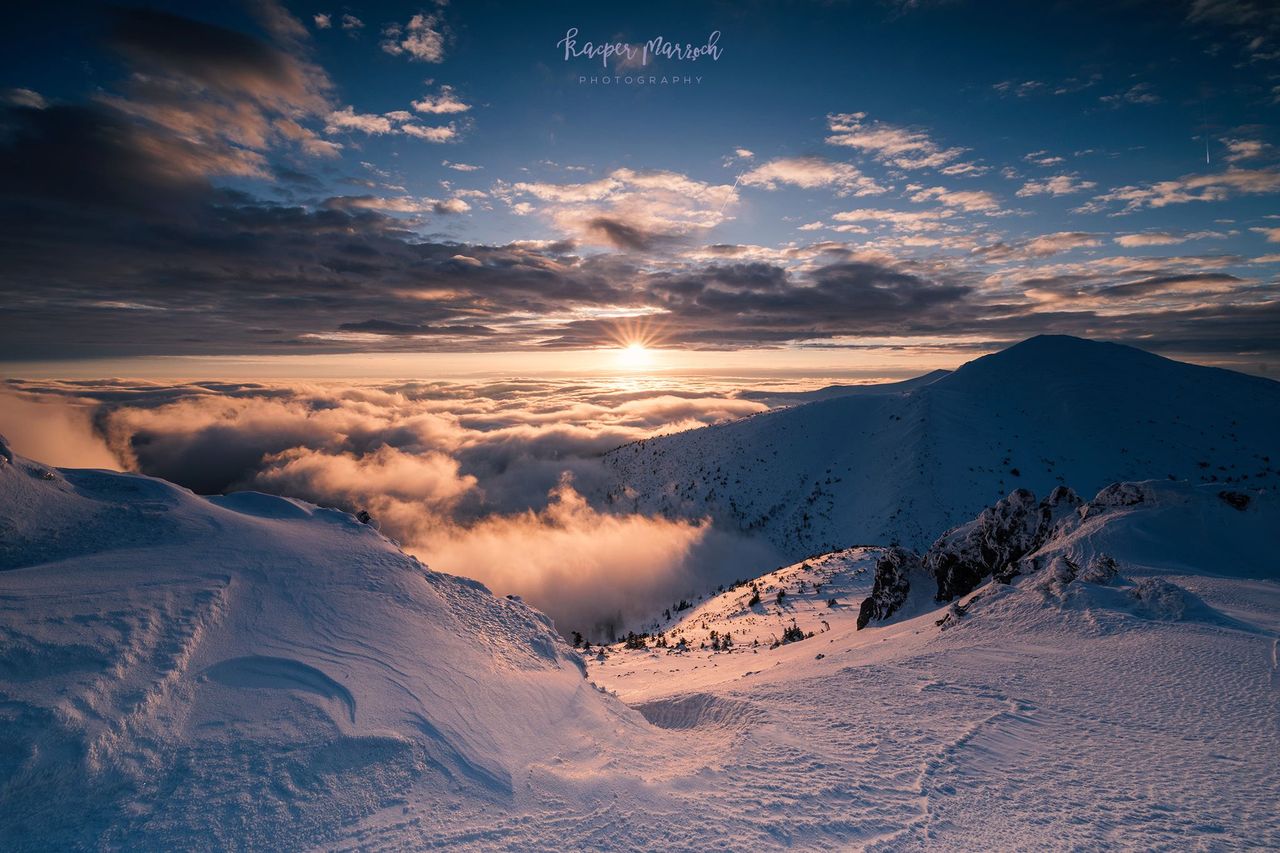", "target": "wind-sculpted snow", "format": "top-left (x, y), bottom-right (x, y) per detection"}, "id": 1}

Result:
top-left (604, 335), bottom-right (1280, 556)
top-left (3, 429), bottom-right (1280, 848)
top-left (0, 434), bottom-right (641, 849)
